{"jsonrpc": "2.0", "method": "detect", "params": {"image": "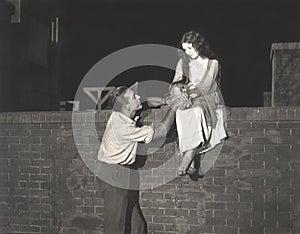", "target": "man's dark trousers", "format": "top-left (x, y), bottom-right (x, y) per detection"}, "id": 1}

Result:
top-left (100, 162), bottom-right (147, 234)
